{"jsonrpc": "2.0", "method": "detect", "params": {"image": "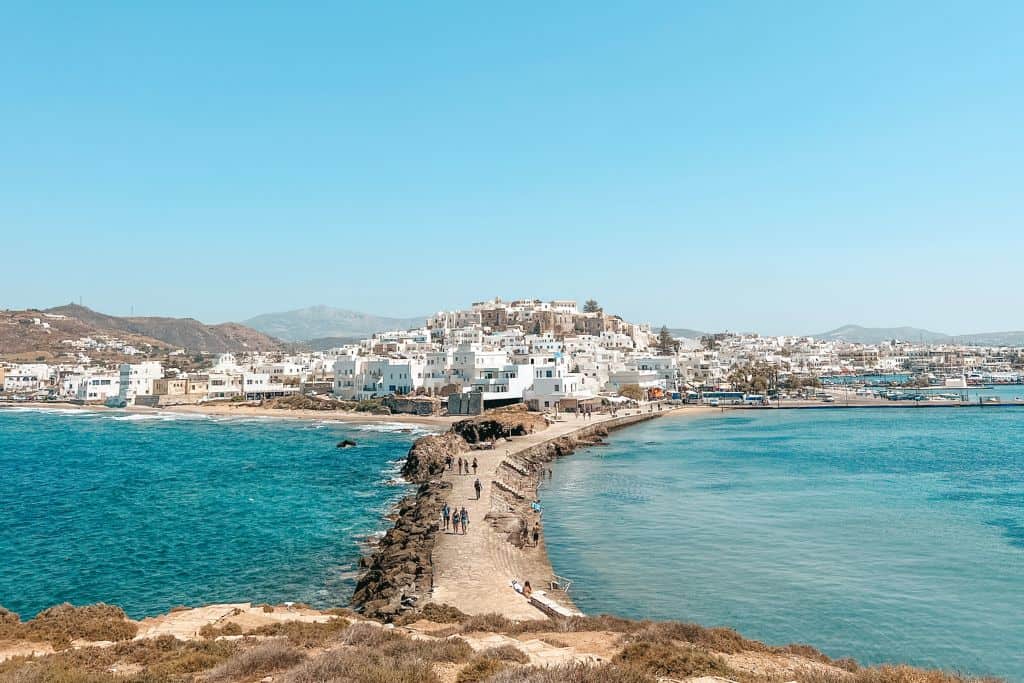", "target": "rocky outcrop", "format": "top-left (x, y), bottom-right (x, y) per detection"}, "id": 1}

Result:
top-left (452, 405), bottom-right (548, 444)
top-left (381, 395), bottom-right (443, 416)
top-left (400, 432), bottom-right (469, 483)
top-left (350, 480), bottom-right (451, 620)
